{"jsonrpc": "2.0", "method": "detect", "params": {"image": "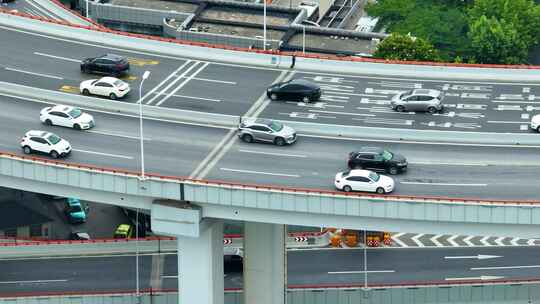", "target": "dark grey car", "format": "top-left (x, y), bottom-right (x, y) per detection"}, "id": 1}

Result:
top-left (237, 119), bottom-right (297, 146)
